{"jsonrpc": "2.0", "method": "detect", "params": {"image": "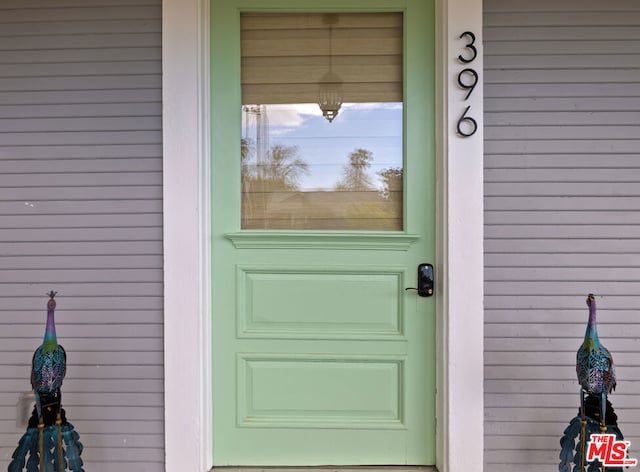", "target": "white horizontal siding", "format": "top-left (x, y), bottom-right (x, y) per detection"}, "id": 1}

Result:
top-left (0, 0), bottom-right (163, 470)
top-left (484, 0), bottom-right (640, 470)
